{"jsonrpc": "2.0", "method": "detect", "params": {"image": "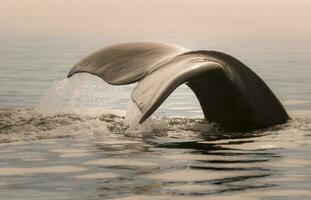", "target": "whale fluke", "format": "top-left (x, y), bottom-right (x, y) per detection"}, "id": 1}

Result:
top-left (68, 42), bottom-right (289, 131)
top-left (68, 42), bottom-right (186, 85)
